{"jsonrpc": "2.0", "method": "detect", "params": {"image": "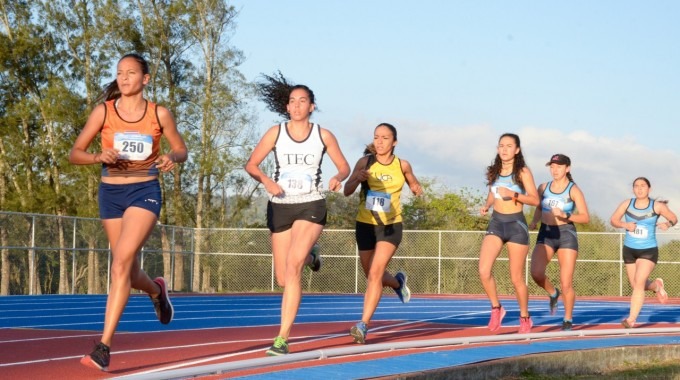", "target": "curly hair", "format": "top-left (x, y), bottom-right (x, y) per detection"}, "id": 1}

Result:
top-left (256, 71), bottom-right (316, 119)
top-left (485, 133), bottom-right (528, 190)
